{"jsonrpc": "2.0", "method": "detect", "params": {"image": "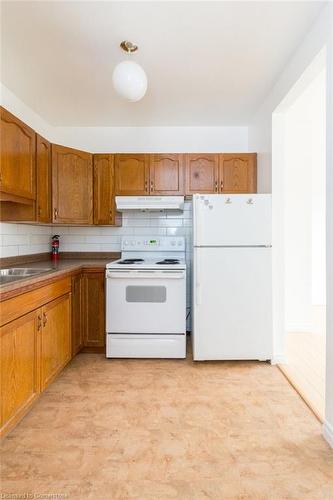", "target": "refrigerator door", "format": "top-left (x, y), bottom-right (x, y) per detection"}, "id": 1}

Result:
top-left (193, 194), bottom-right (272, 246)
top-left (192, 246), bottom-right (272, 360)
